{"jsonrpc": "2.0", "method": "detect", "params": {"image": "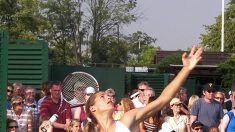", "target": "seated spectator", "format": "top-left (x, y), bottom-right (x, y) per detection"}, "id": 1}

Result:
top-left (114, 97), bottom-right (135, 121)
top-left (66, 119), bottom-right (82, 132)
top-left (140, 96), bottom-right (163, 132)
top-left (7, 118), bottom-right (18, 132)
top-left (214, 91), bottom-right (227, 113)
top-left (188, 95), bottom-right (199, 112)
top-left (7, 96), bottom-right (33, 132)
top-left (72, 86), bottom-right (96, 130)
top-left (220, 100), bottom-right (235, 132)
top-left (13, 82), bottom-right (24, 97)
top-left (105, 88), bottom-right (116, 104)
top-left (40, 81), bottom-right (72, 132)
top-left (164, 98), bottom-right (190, 132)
top-left (7, 83), bottom-right (14, 110)
top-left (191, 120), bottom-right (204, 132)
top-left (38, 81), bottom-right (51, 108)
top-left (176, 87), bottom-right (190, 115)
top-left (24, 86), bottom-right (40, 132)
